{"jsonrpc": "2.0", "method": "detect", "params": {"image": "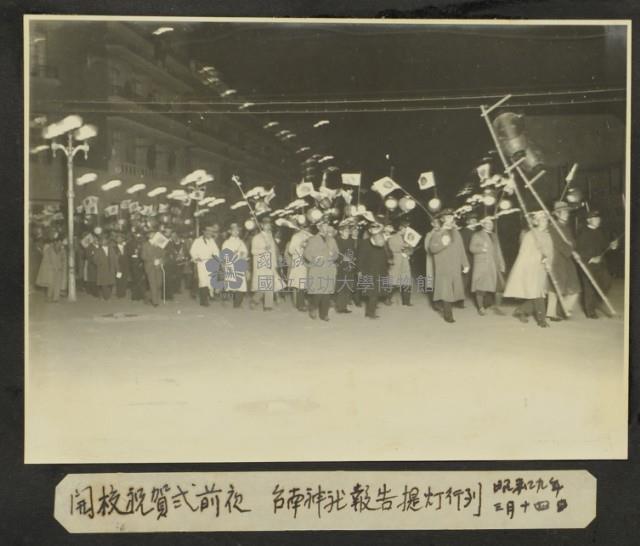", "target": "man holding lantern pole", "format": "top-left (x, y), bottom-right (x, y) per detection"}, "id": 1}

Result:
top-left (546, 201), bottom-right (580, 321)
